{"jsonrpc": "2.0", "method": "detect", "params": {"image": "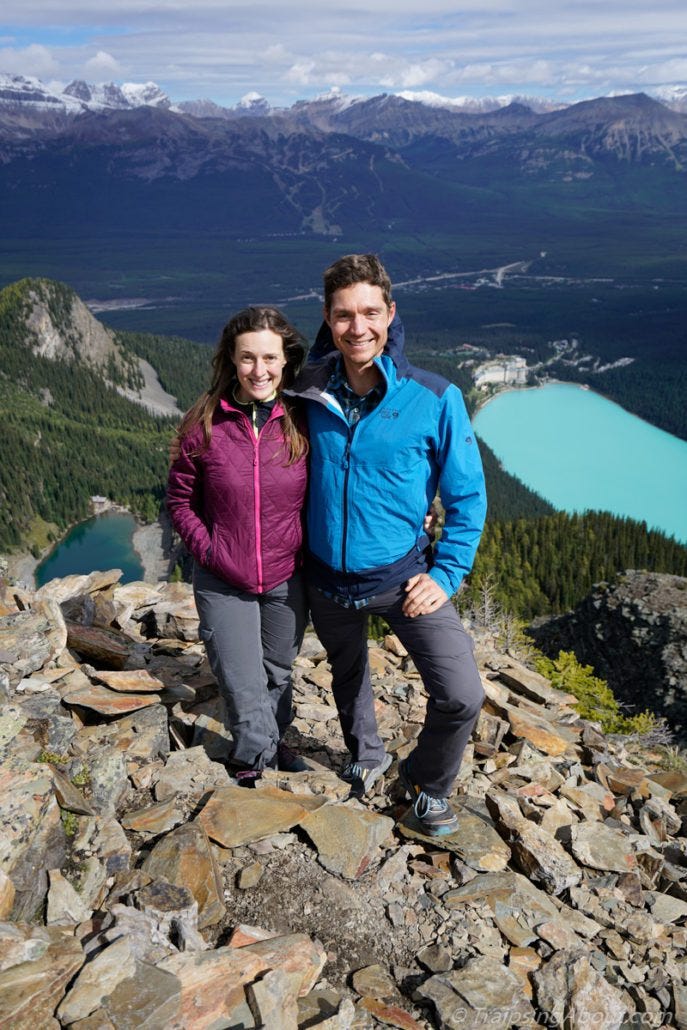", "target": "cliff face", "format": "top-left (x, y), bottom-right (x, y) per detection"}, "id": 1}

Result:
top-left (2, 277), bottom-right (181, 416)
top-left (530, 571), bottom-right (687, 737)
top-left (2, 569), bottom-right (687, 1025)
